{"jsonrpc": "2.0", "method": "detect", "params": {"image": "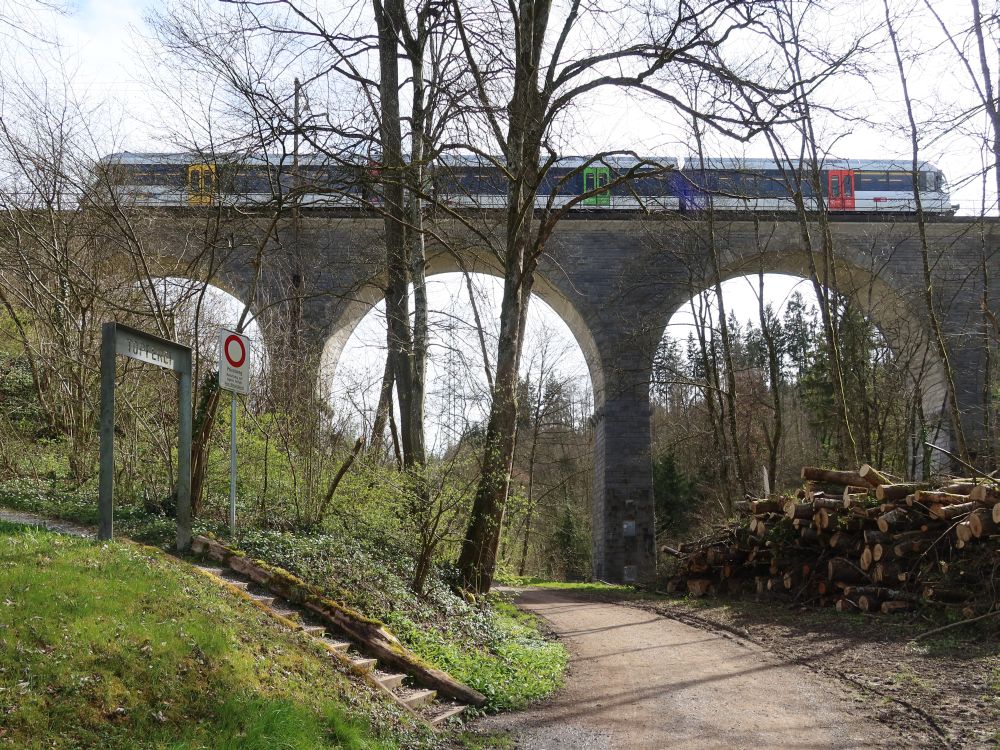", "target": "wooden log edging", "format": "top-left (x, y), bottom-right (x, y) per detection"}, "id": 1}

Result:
top-left (192, 534), bottom-right (487, 707)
